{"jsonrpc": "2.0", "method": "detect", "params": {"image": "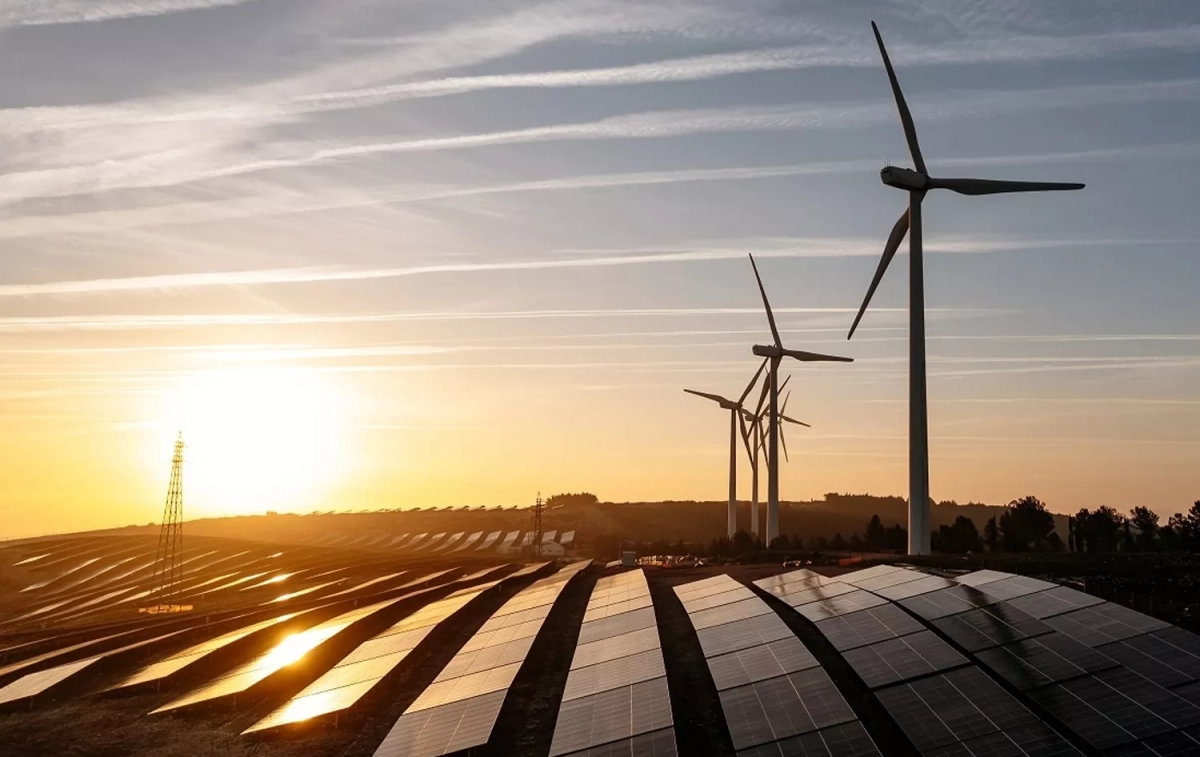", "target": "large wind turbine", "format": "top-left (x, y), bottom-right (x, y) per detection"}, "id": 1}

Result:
top-left (742, 382), bottom-right (810, 538)
top-left (685, 359), bottom-right (768, 537)
top-left (847, 22), bottom-right (1085, 555)
top-left (749, 255), bottom-right (852, 546)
